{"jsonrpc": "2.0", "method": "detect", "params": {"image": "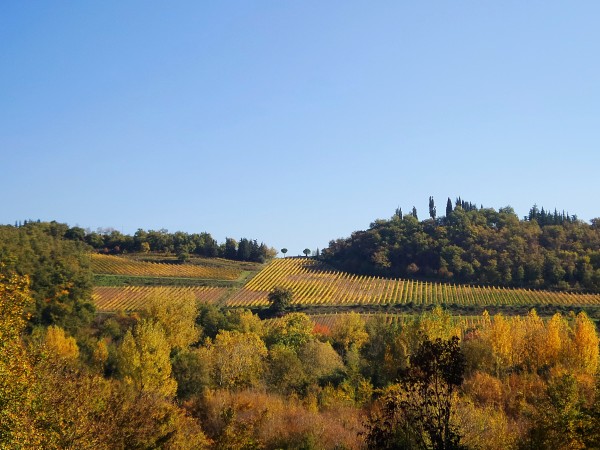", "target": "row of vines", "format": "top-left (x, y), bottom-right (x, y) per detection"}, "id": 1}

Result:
top-left (93, 286), bottom-right (228, 312)
top-left (226, 258), bottom-right (600, 308)
top-left (91, 254), bottom-right (240, 280)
